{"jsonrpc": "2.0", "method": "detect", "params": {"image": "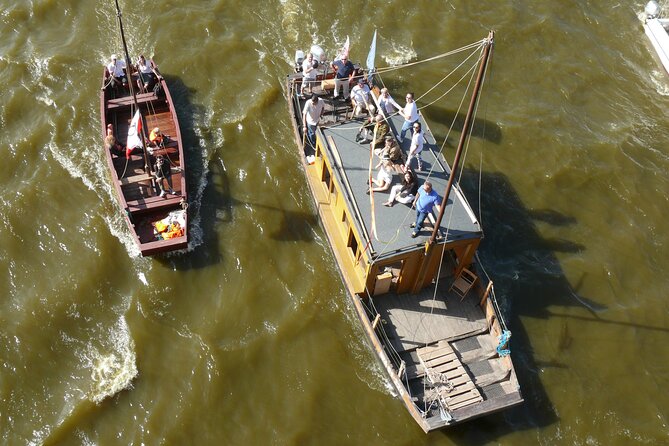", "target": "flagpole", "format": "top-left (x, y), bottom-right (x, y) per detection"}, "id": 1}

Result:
top-left (114, 0), bottom-right (151, 174)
